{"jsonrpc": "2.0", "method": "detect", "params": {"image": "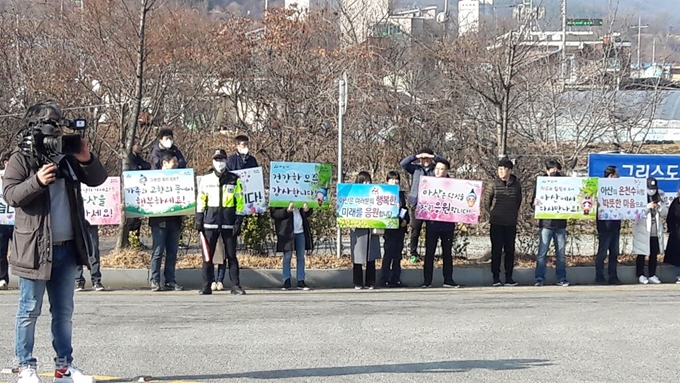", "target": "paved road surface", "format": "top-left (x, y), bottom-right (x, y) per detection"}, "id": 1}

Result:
top-left (0, 286), bottom-right (678, 382)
